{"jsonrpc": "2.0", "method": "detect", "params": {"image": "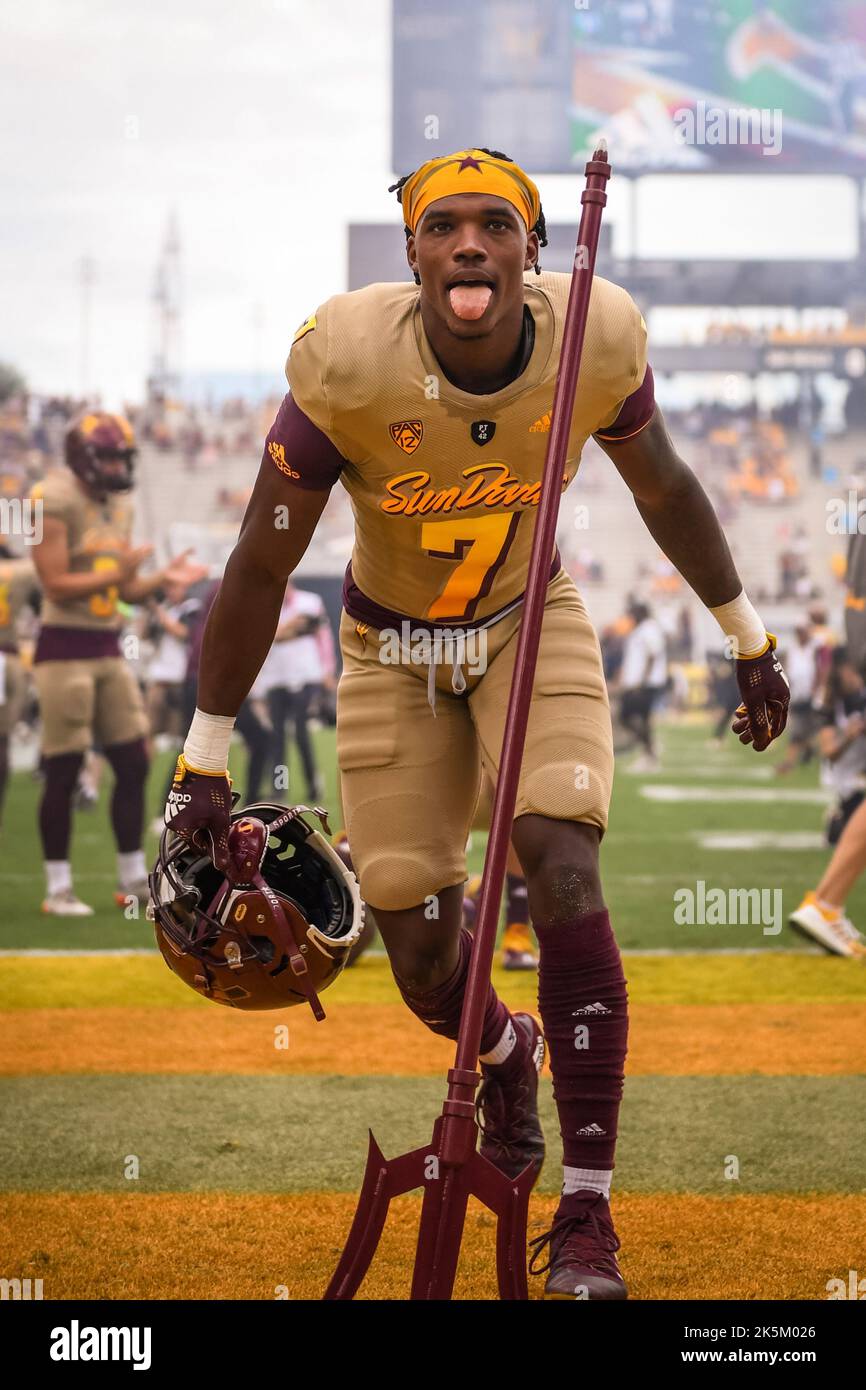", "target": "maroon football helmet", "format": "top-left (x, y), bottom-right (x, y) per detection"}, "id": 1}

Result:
top-left (65, 411), bottom-right (136, 496)
top-left (148, 802), bottom-right (363, 1020)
